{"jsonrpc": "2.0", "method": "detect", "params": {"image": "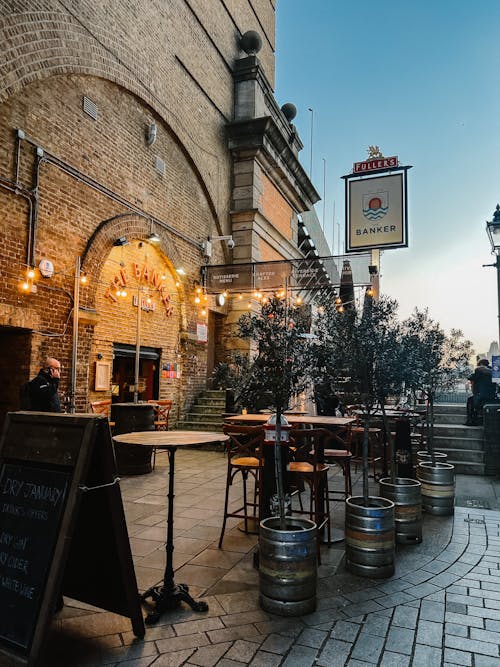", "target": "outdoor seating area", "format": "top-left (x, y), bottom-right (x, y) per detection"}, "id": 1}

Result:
top-left (38, 440), bottom-right (500, 666)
